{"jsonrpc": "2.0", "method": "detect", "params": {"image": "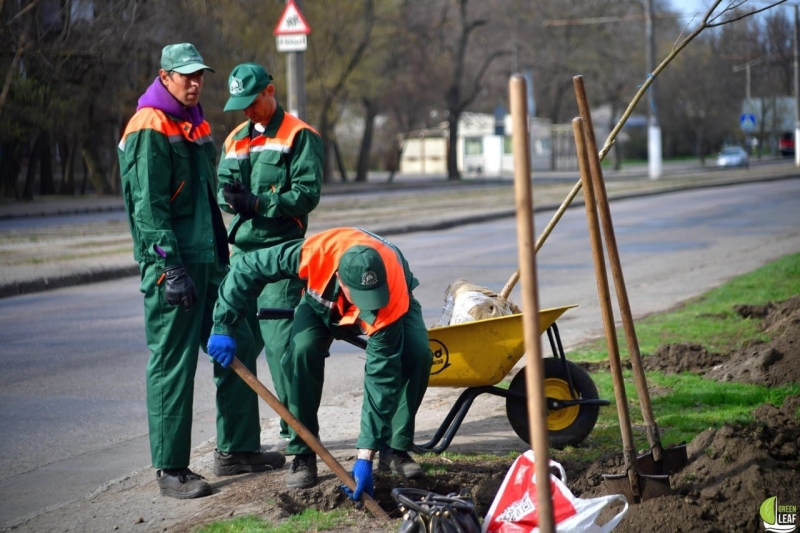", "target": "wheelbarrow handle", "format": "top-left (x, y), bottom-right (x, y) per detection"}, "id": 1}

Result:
top-left (256, 307), bottom-right (295, 320)
top-left (258, 308), bottom-right (368, 350)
